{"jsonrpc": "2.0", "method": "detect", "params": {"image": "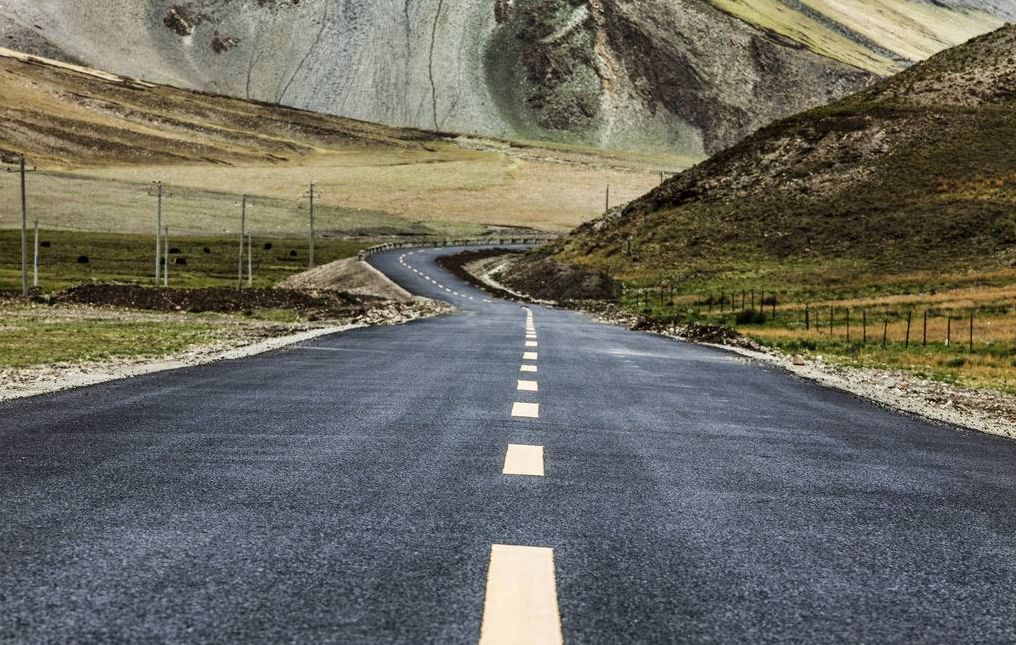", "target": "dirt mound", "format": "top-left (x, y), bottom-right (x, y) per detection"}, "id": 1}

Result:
top-left (54, 284), bottom-right (364, 317)
top-left (278, 258), bottom-right (412, 301)
top-left (497, 252), bottom-right (616, 302)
